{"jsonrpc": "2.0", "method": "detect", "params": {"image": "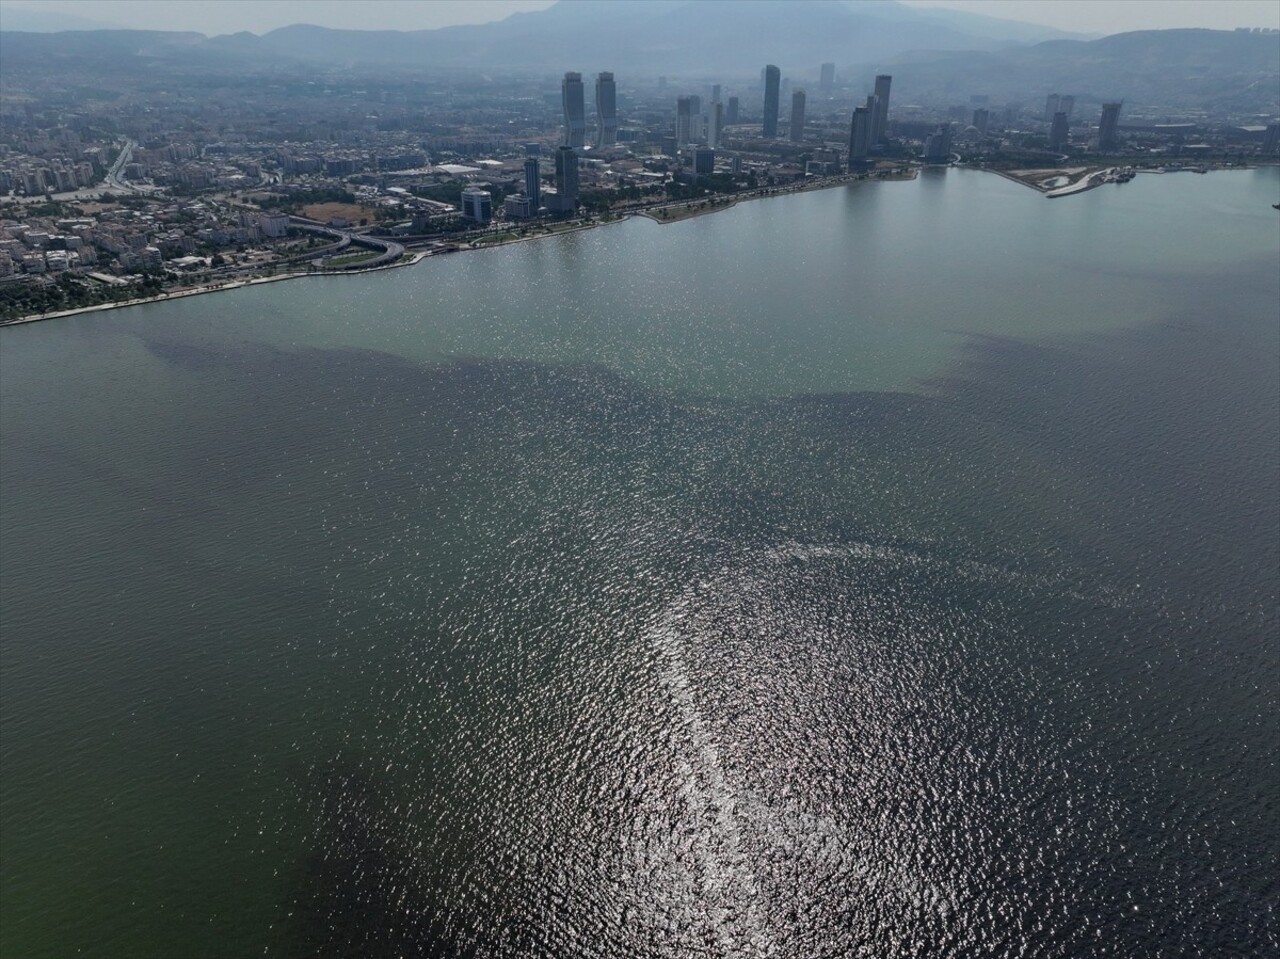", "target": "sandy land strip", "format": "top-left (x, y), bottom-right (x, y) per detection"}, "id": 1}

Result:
top-left (985, 167), bottom-right (1101, 193)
